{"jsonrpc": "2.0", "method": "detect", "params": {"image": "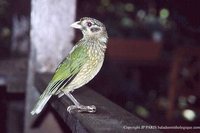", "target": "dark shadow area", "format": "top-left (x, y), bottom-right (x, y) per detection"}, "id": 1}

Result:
top-left (76, 0), bottom-right (200, 131)
top-left (1, 0), bottom-right (200, 133)
top-left (0, 85), bottom-right (7, 133)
